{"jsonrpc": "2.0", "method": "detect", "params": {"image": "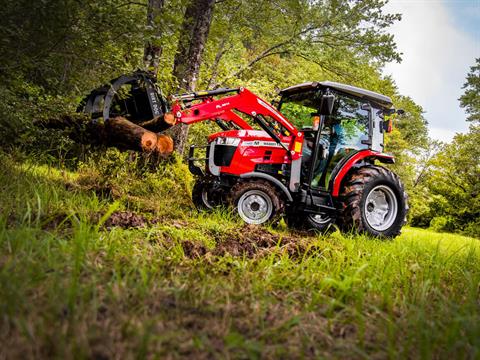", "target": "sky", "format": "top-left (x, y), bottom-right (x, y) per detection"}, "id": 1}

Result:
top-left (383, 0), bottom-right (480, 142)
